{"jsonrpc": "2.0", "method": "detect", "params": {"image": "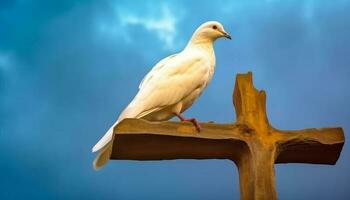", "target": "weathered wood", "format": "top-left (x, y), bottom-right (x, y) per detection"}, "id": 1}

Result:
top-left (108, 72), bottom-right (345, 200)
